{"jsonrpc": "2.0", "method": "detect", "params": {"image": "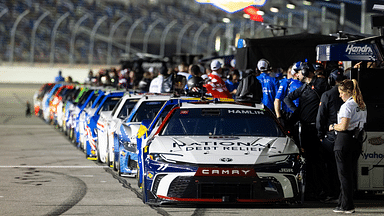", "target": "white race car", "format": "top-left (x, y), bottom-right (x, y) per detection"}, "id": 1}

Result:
top-left (96, 93), bottom-right (142, 164)
top-left (141, 101), bottom-right (303, 205)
